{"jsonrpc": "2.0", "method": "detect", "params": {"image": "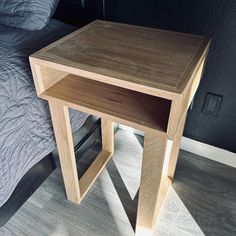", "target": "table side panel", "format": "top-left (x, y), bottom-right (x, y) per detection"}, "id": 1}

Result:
top-left (30, 57), bottom-right (179, 100)
top-left (30, 58), bottom-right (68, 96)
top-left (166, 39), bottom-right (210, 138)
top-left (179, 39), bottom-right (210, 118)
